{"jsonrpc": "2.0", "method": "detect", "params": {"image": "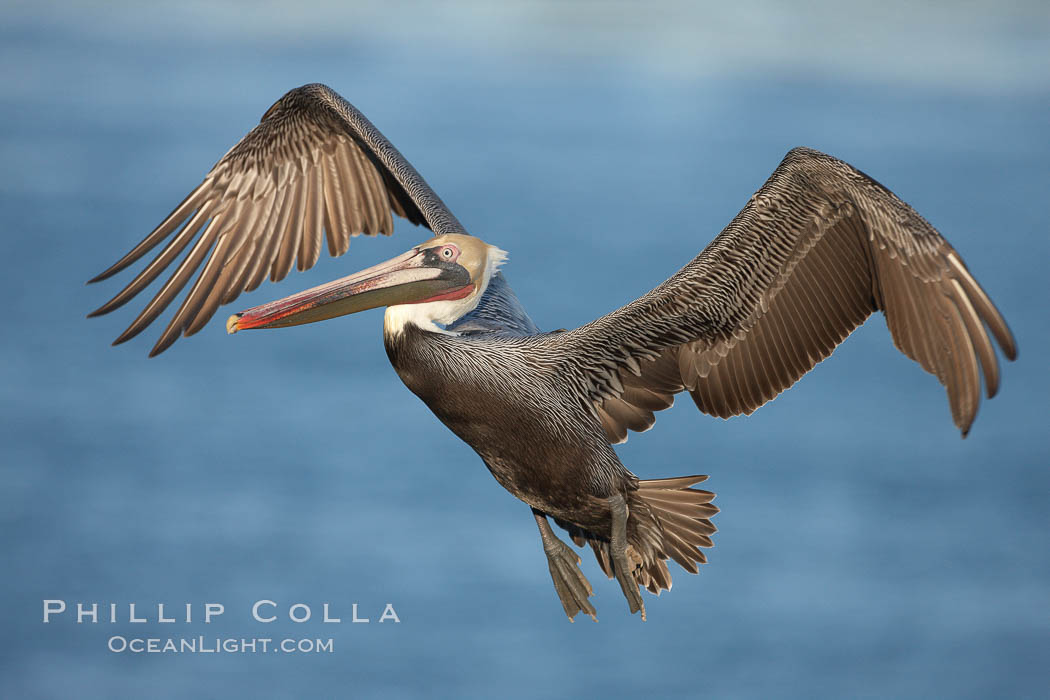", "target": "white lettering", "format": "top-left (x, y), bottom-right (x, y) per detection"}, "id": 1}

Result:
top-left (322, 603), bottom-right (340, 623)
top-left (205, 603), bottom-right (224, 623)
top-left (352, 604), bottom-right (369, 623)
top-left (76, 603), bottom-right (97, 624)
top-left (252, 600), bottom-right (276, 623)
top-left (289, 603), bottom-right (311, 623)
top-left (379, 604), bottom-right (400, 623)
top-left (129, 604), bottom-right (146, 623)
top-left (158, 604), bottom-right (174, 623)
top-left (43, 600), bottom-right (66, 623)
